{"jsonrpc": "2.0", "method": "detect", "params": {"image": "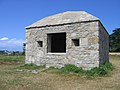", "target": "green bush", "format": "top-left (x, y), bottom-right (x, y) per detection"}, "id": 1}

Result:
top-left (86, 62), bottom-right (114, 77)
top-left (61, 64), bottom-right (84, 73)
top-left (59, 62), bottom-right (114, 77)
